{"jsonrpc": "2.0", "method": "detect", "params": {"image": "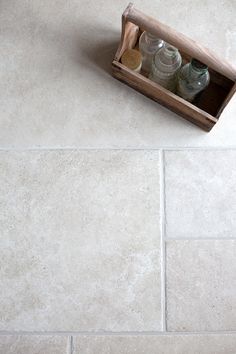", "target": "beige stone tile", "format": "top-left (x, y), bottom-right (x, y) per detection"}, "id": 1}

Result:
top-left (0, 336), bottom-right (69, 354)
top-left (73, 334), bottom-right (236, 354)
top-left (166, 240), bottom-right (236, 331)
top-left (0, 0), bottom-right (236, 148)
top-left (0, 150), bottom-right (161, 331)
top-left (164, 150), bottom-right (236, 239)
